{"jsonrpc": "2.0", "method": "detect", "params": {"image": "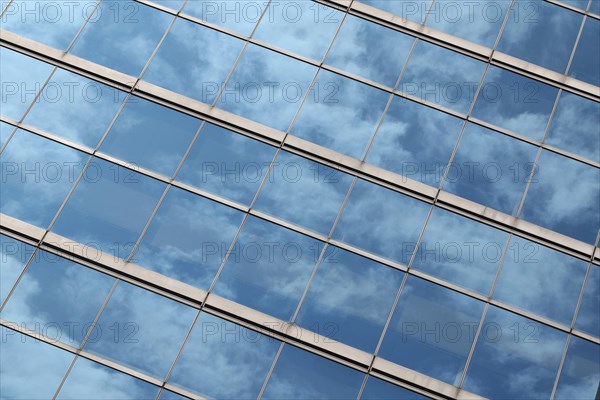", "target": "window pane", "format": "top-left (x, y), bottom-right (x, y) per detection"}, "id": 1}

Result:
top-left (361, 376), bottom-right (430, 400)
top-left (400, 40), bottom-right (486, 114)
top-left (493, 236), bottom-right (588, 325)
top-left (497, 0), bottom-right (582, 73)
top-left (0, 121), bottom-right (15, 148)
top-left (143, 17), bottom-right (245, 105)
top-left (359, 0), bottom-right (432, 24)
top-left (132, 186), bottom-right (244, 290)
top-left (379, 276), bottom-right (485, 385)
top-left (291, 69), bottom-right (390, 159)
top-left (176, 123), bottom-right (277, 205)
top-left (70, 1), bottom-right (172, 77)
top-left (442, 123), bottom-right (538, 215)
top-left (182, 0), bottom-right (265, 35)
top-left (99, 96), bottom-right (202, 177)
top-left (575, 266), bottom-right (599, 337)
top-left (0, 327), bottom-right (73, 399)
top-left (168, 312), bottom-right (280, 399)
top-left (326, 14), bottom-right (415, 87)
top-left (50, 158), bottom-right (166, 257)
top-left (84, 281), bottom-right (197, 379)
top-left (472, 66), bottom-right (559, 141)
top-left (253, 1), bottom-right (343, 61)
top-left (554, 336), bottom-right (600, 400)
top-left (520, 150), bottom-right (600, 244)
top-left (333, 179), bottom-right (431, 265)
top-left (546, 91), bottom-right (600, 163)
top-left (24, 68), bottom-right (126, 148)
top-left (263, 344), bottom-right (364, 399)
top-left (568, 17), bottom-right (600, 86)
top-left (0, 48), bottom-right (53, 122)
top-left (254, 151), bottom-right (354, 235)
top-left (213, 216), bottom-right (323, 320)
top-left (412, 207), bottom-right (508, 295)
top-left (463, 306), bottom-right (567, 399)
top-left (1, 130), bottom-right (87, 229)
top-left (592, 0), bottom-right (599, 14)
top-left (426, 0), bottom-right (511, 48)
top-left (296, 247), bottom-right (403, 352)
top-left (367, 96), bottom-right (463, 188)
top-left (2, 251), bottom-right (115, 347)
top-left (150, 0), bottom-right (184, 10)
top-left (218, 44), bottom-right (317, 132)
top-left (0, 234), bottom-right (34, 304)
top-left (57, 356), bottom-right (160, 399)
